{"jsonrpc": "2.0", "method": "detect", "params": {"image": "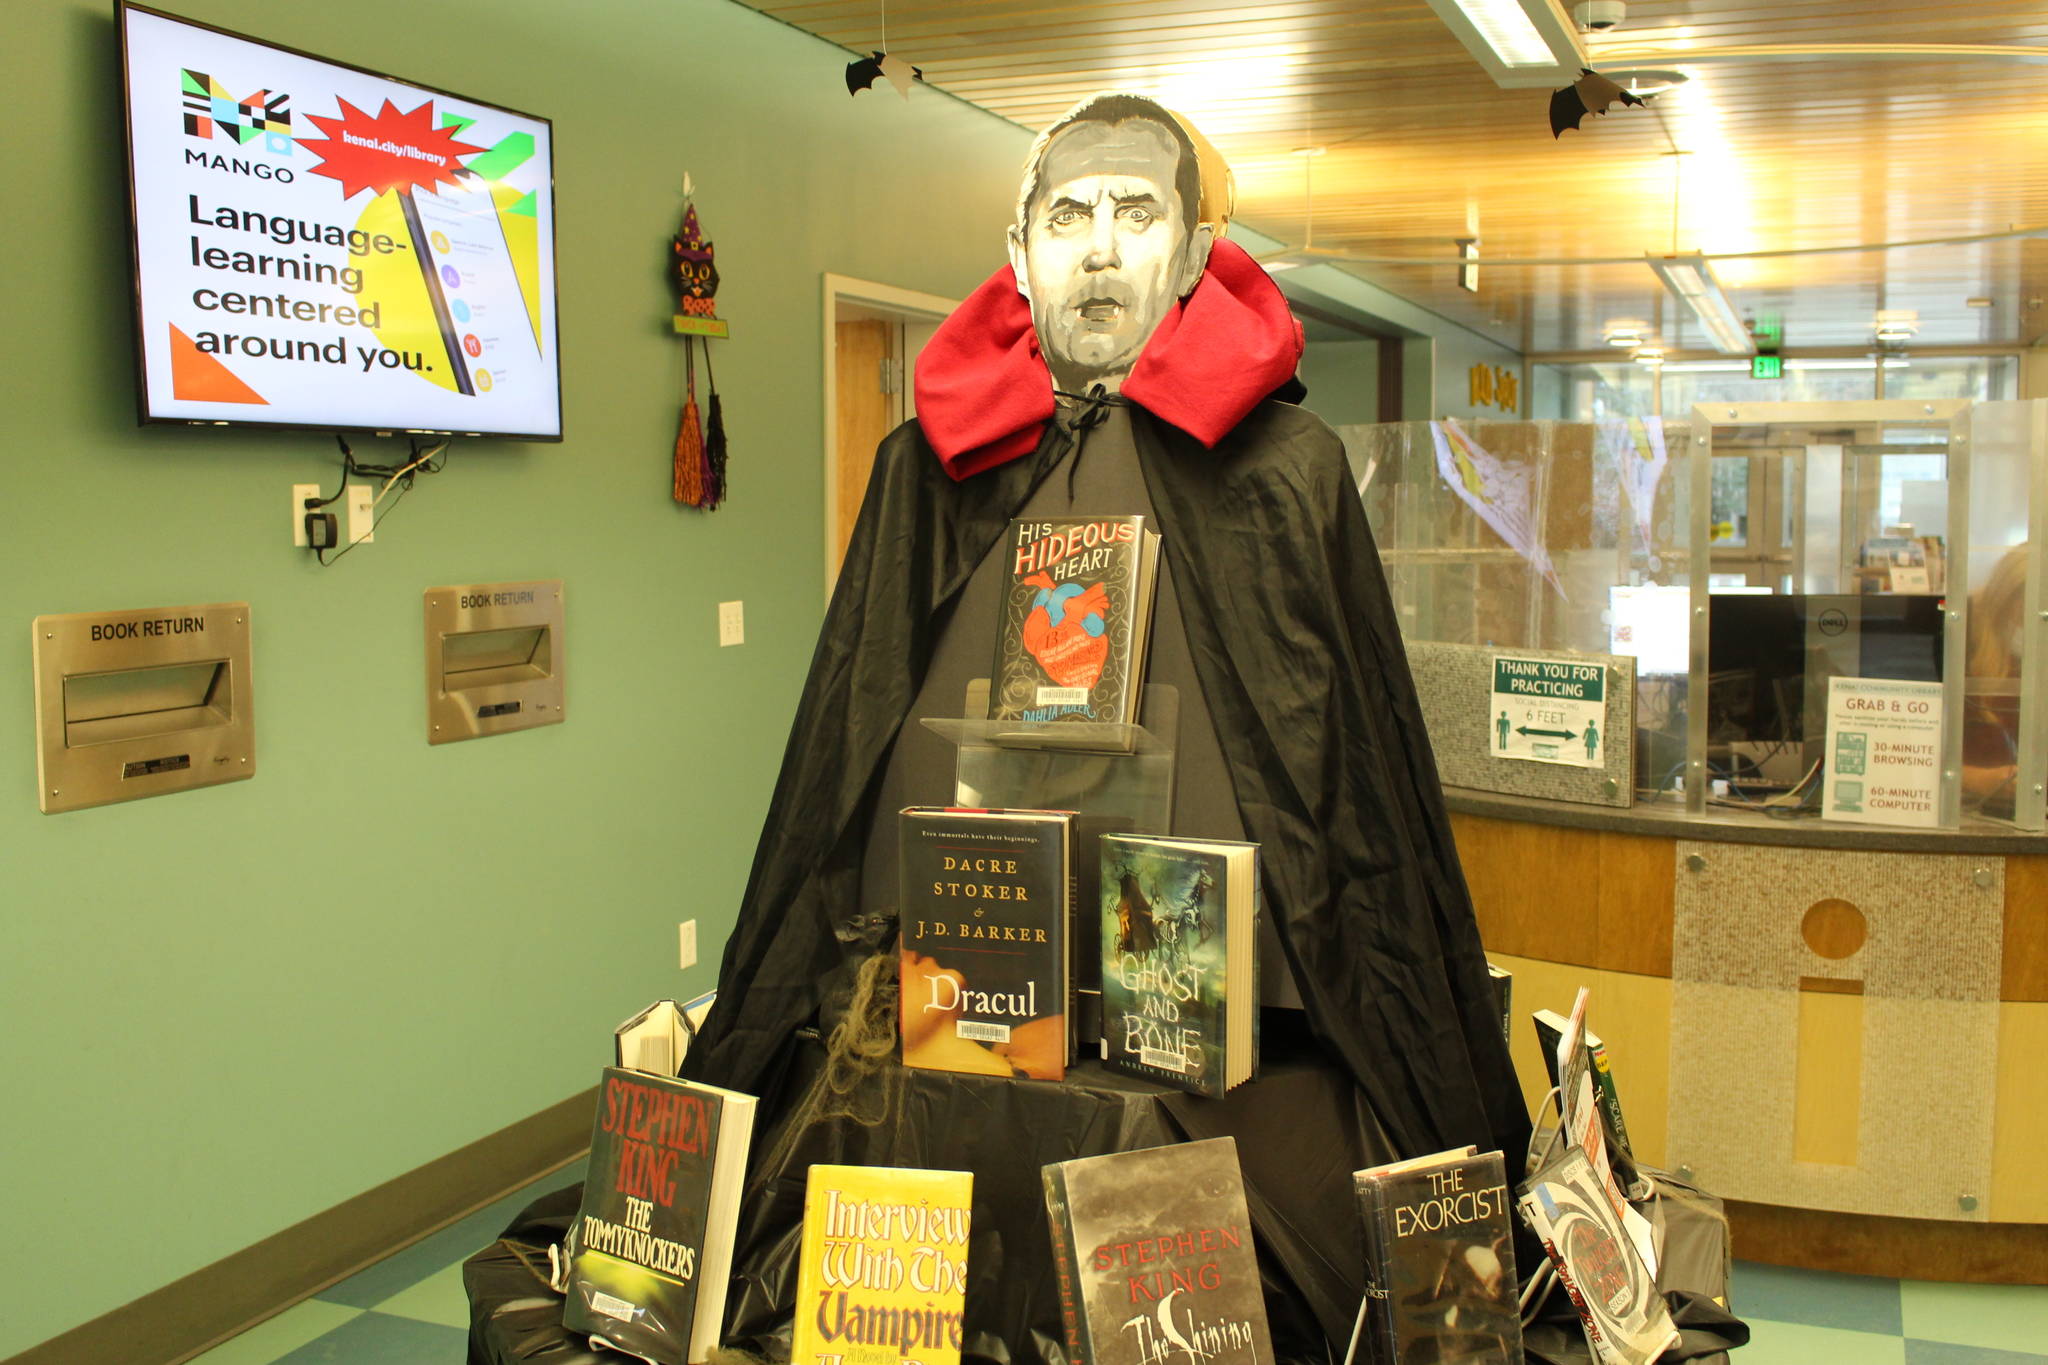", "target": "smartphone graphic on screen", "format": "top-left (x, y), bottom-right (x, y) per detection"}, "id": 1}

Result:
top-left (403, 171), bottom-right (546, 405)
